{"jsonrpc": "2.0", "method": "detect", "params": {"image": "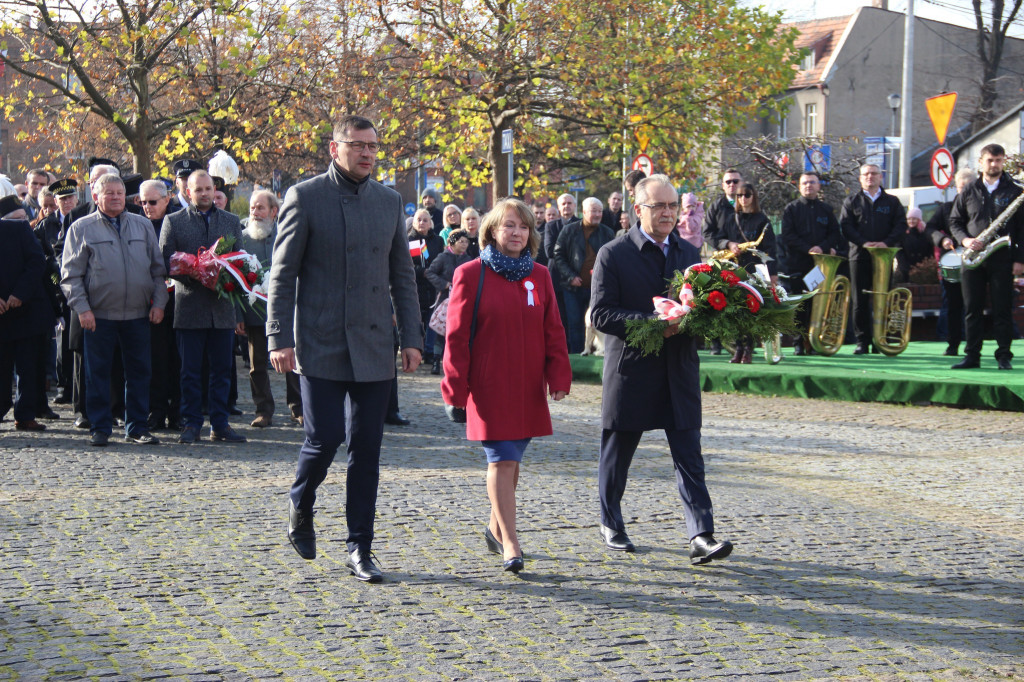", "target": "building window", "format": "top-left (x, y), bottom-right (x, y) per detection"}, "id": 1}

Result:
top-left (778, 113), bottom-right (788, 140)
top-left (804, 103), bottom-right (817, 136)
top-left (801, 51), bottom-right (816, 71)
